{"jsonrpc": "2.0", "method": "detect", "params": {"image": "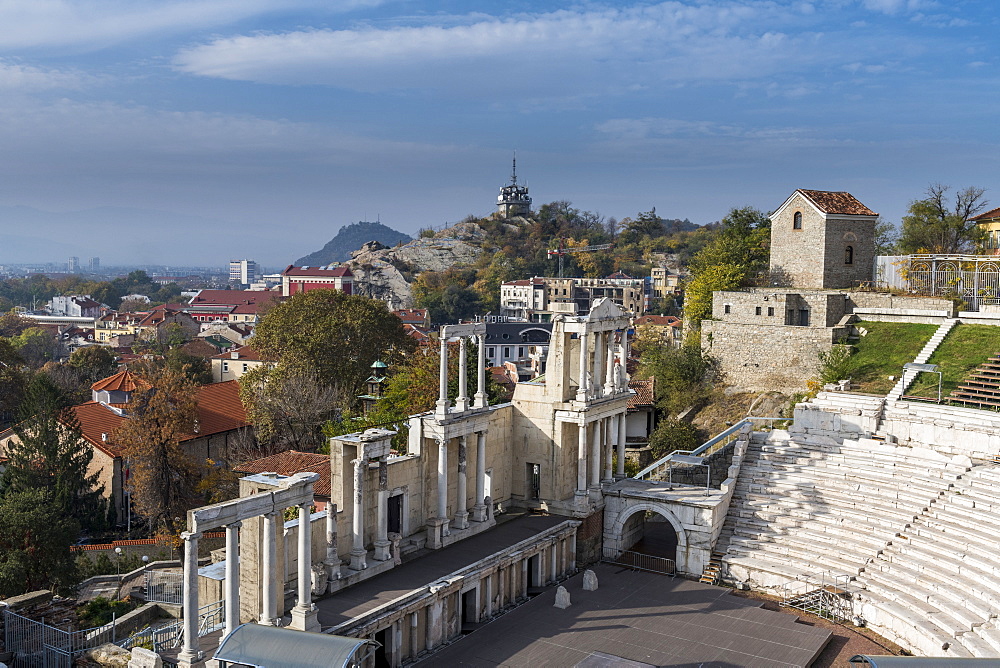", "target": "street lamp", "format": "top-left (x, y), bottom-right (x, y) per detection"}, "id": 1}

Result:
top-left (114, 546), bottom-right (123, 576)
